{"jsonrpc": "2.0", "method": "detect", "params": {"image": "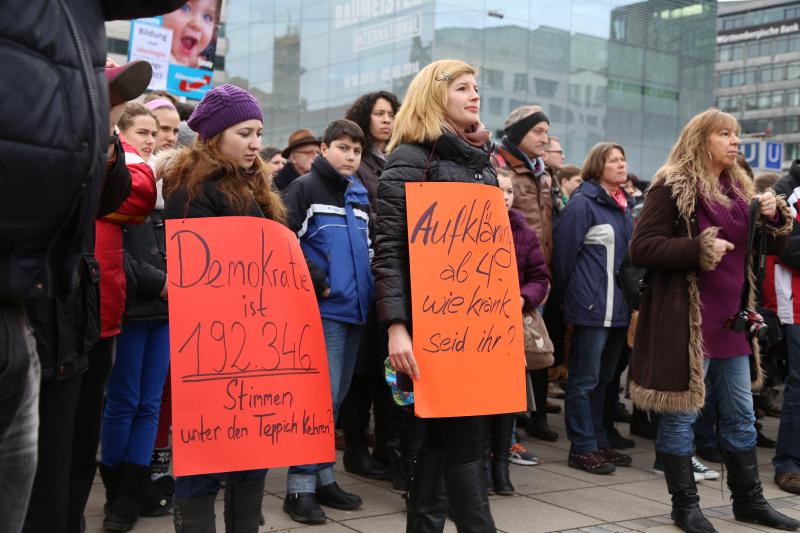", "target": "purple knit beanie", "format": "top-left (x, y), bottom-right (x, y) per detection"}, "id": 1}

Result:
top-left (187, 84), bottom-right (263, 141)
